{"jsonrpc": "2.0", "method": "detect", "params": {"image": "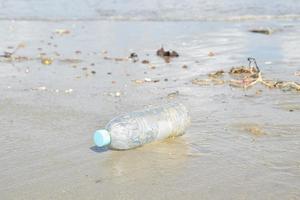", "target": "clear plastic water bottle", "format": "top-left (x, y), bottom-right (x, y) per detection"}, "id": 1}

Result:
top-left (93, 103), bottom-right (190, 150)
